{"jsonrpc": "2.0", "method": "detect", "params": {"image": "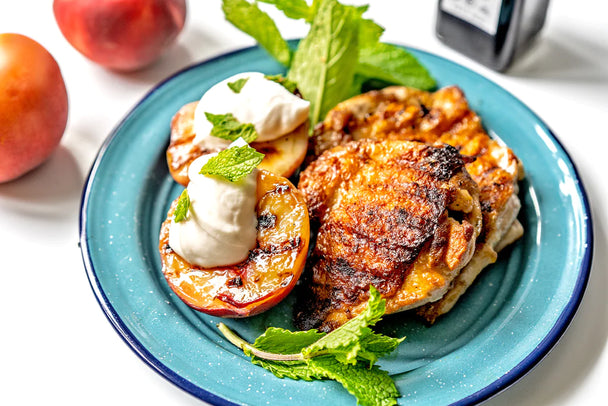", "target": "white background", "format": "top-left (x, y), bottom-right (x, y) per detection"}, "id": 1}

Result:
top-left (1, 1), bottom-right (606, 405)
